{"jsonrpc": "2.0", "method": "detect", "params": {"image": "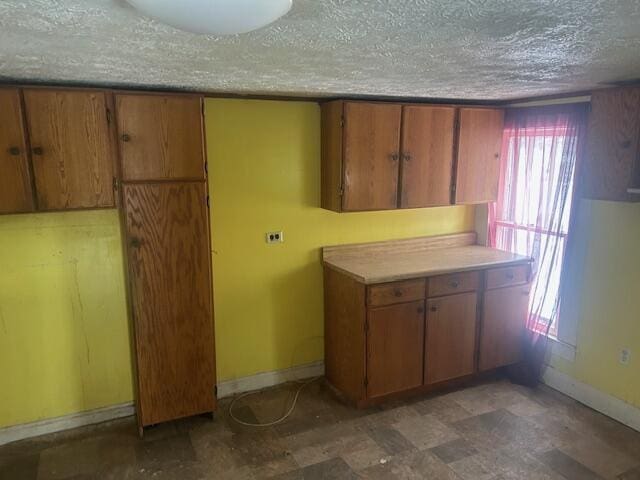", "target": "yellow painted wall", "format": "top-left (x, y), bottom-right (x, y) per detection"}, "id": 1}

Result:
top-left (0, 210), bottom-right (133, 428)
top-left (205, 98), bottom-right (475, 381)
top-left (552, 200), bottom-right (640, 408)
